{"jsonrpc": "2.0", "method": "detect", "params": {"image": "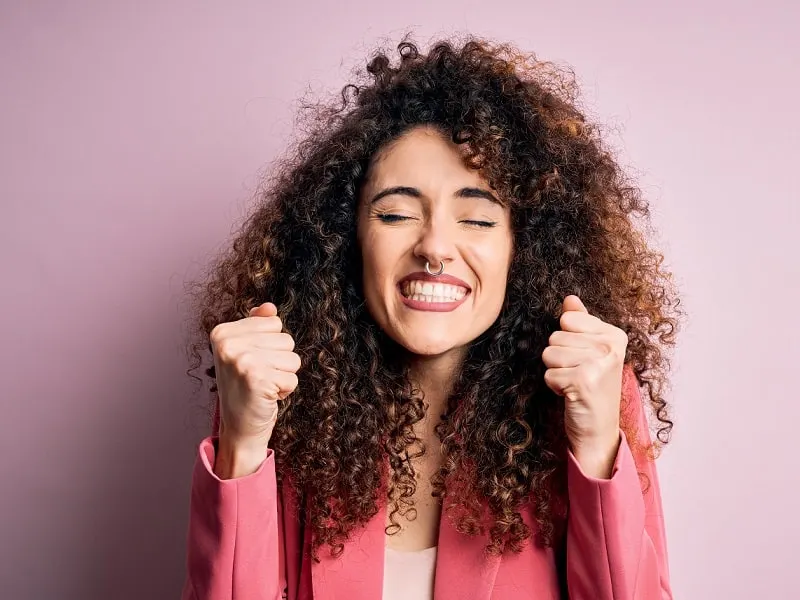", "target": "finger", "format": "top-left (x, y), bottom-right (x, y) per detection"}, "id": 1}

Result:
top-left (548, 330), bottom-right (596, 349)
top-left (541, 345), bottom-right (596, 369)
top-left (258, 349), bottom-right (302, 373)
top-left (260, 368), bottom-right (299, 400)
top-left (562, 295), bottom-right (588, 314)
top-left (543, 366), bottom-right (579, 396)
top-left (250, 332), bottom-right (295, 352)
top-left (226, 314), bottom-right (284, 335)
top-left (559, 309), bottom-right (605, 334)
top-left (250, 302), bottom-right (278, 317)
